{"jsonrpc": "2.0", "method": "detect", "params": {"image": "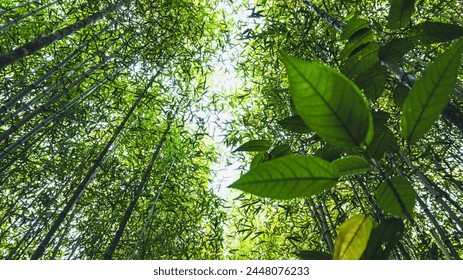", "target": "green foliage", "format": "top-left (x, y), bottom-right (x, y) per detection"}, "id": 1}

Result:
top-left (361, 218), bottom-right (404, 260)
top-left (401, 40), bottom-right (463, 143)
top-left (376, 176), bottom-right (416, 219)
top-left (280, 52), bottom-right (374, 149)
top-left (229, 155), bottom-right (339, 199)
top-left (387, 0), bottom-right (415, 30)
top-left (409, 22), bottom-right (463, 45)
top-left (233, 139), bottom-right (272, 152)
top-left (278, 115), bottom-right (312, 133)
top-left (331, 156), bottom-right (370, 177)
top-left (333, 214), bottom-right (373, 260)
top-left (379, 38), bottom-right (414, 63)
